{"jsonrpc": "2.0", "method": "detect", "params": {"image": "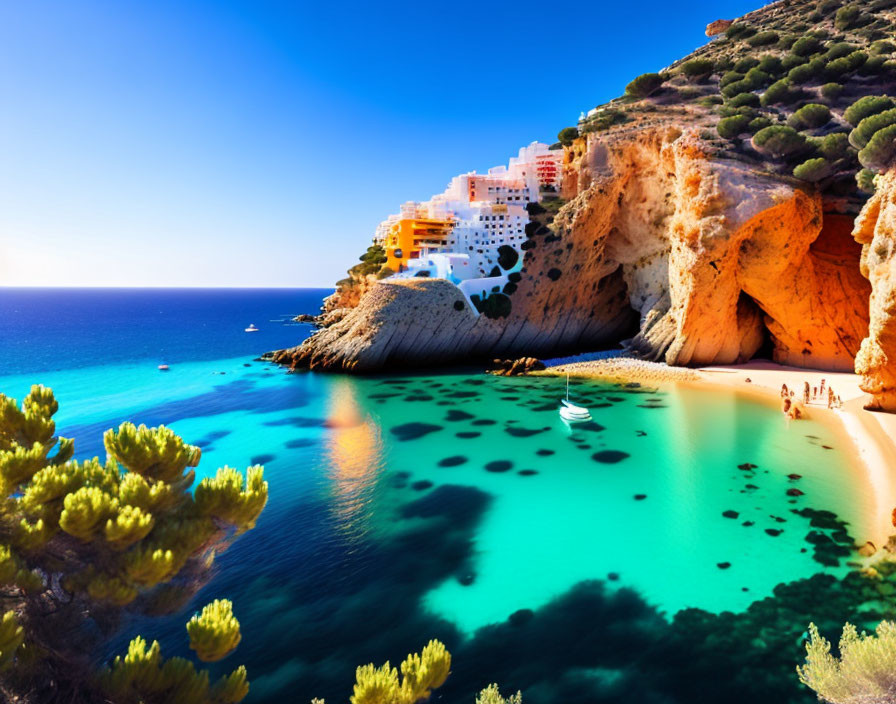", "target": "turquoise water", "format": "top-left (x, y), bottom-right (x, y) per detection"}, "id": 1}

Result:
top-left (0, 288), bottom-right (885, 703)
